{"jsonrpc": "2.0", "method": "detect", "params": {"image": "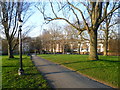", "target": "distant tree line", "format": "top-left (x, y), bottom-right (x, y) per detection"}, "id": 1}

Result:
top-left (1, 23), bottom-right (119, 56)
